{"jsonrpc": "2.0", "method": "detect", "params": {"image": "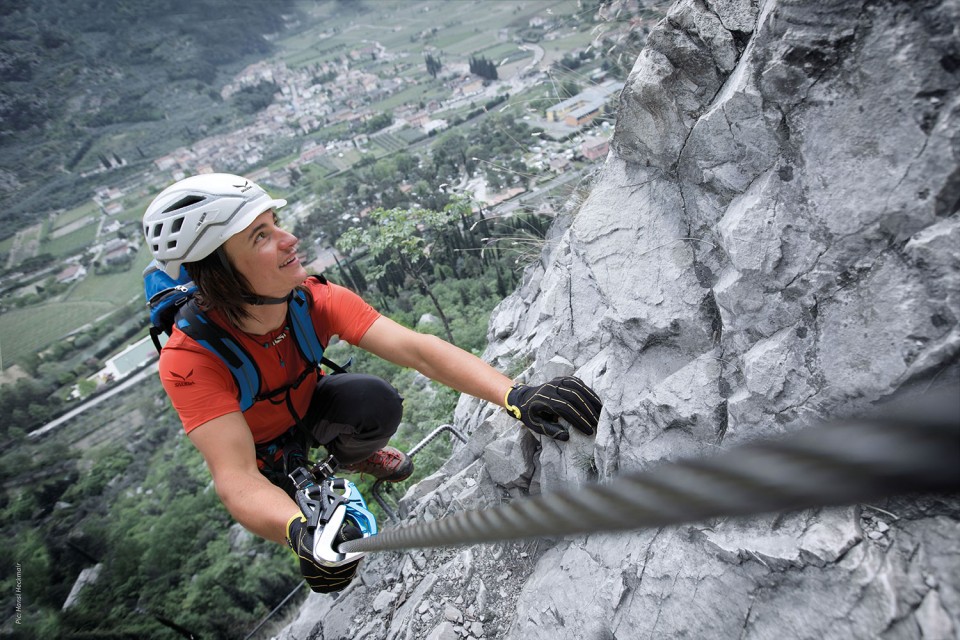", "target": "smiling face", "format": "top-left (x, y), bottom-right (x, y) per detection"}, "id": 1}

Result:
top-left (222, 210), bottom-right (307, 299)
